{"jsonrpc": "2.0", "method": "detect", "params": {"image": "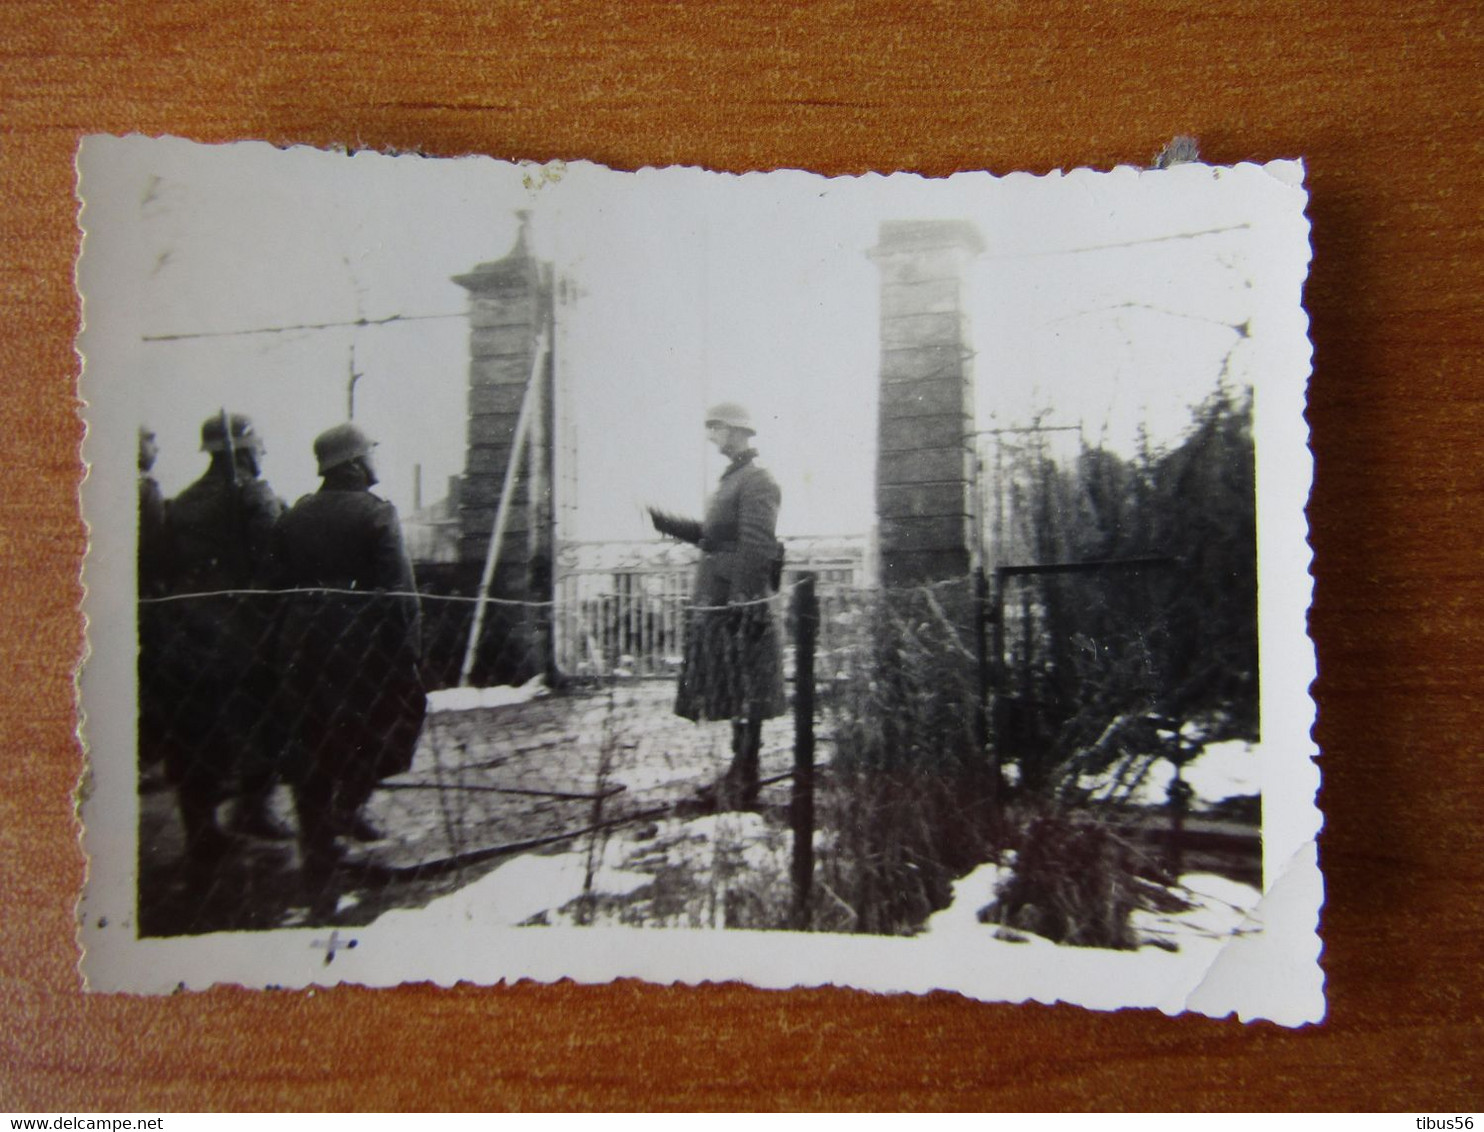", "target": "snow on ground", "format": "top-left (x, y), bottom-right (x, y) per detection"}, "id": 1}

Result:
top-left (923, 857), bottom-right (1261, 957)
top-left (1081, 739), bottom-right (1260, 810)
top-left (376, 810), bottom-right (795, 932)
top-left (1131, 872), bottom-right (1262, 948)
top-left (343, 688), bottom-right (1262, 953)
top-left (426, 676), bottom-right (548, 713)
top-left (1182, 741), bottom-right (1260, 803)
top-left (380, 787), bottom-right (1262, 959)
top-left (922, 861), bottom-right (1039, 940)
